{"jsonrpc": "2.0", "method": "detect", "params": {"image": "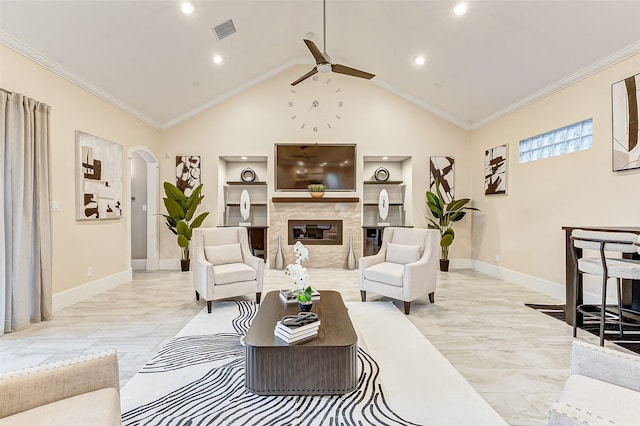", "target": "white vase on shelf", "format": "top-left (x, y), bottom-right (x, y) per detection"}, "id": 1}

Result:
top-left (275, 235), bottom-right (284, 270)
